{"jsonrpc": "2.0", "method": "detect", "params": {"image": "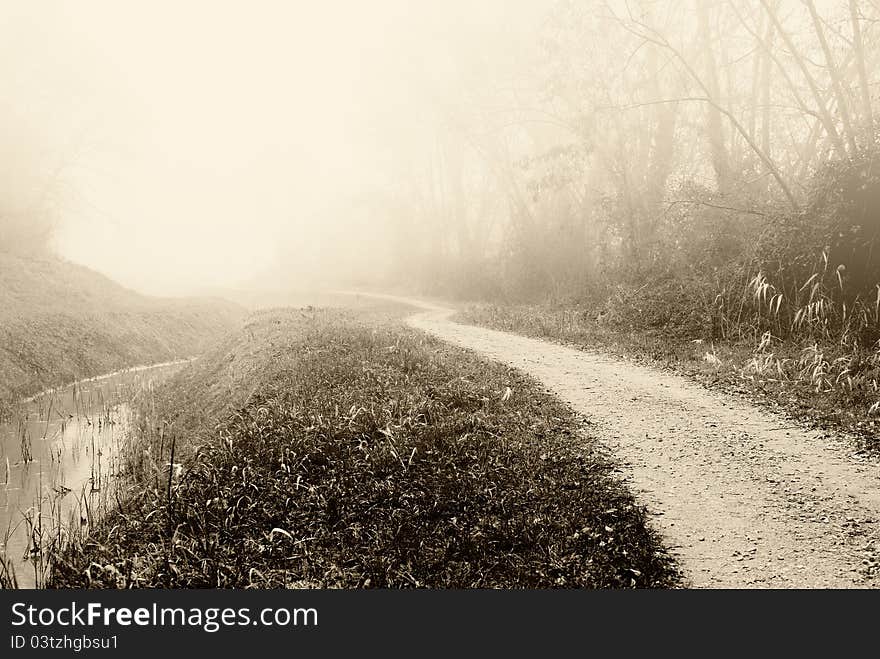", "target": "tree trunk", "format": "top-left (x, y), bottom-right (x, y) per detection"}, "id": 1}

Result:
top-left (849, 0), bottom-right (873, 133)
top-left (804, 0), bottom-right (859, 154)
top-left (696, 1), bottom-right (732, 191)
top-left (759, 0), bottom-right (848, 156)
